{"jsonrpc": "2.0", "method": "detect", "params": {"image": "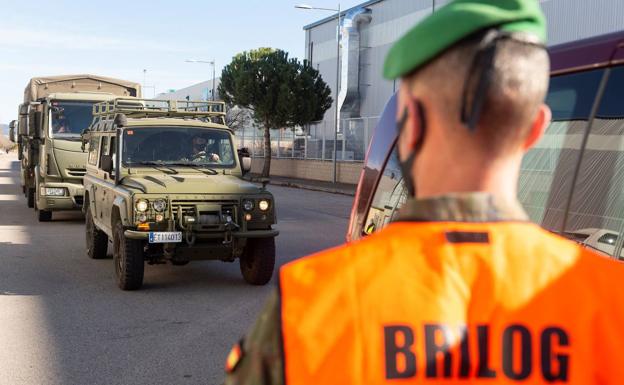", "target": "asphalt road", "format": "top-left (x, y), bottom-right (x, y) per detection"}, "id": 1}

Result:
top-left (0, 153), bottom-right (353, 385)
